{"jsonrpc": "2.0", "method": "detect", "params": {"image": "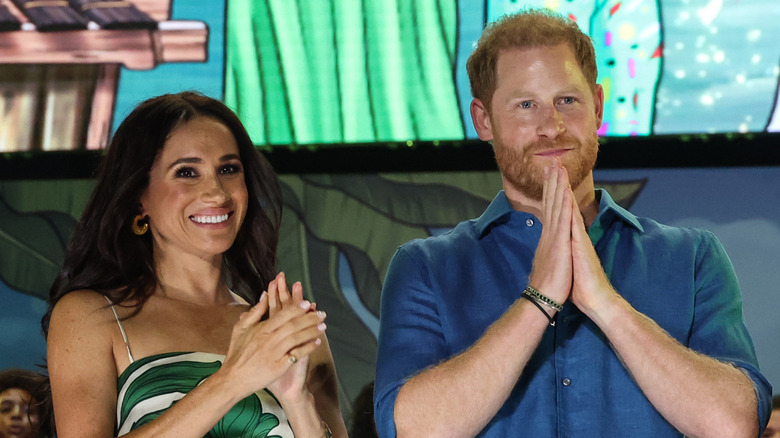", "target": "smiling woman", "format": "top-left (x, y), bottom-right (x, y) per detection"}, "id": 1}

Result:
top-left (139, 116), bottom-right (249, 260)
top-left (42, 92), bottom-right (346, 437)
